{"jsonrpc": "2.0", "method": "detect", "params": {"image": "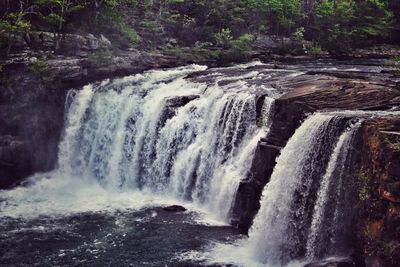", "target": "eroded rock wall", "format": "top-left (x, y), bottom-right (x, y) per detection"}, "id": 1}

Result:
top-left (357, 118), bottom-right (400, 266)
